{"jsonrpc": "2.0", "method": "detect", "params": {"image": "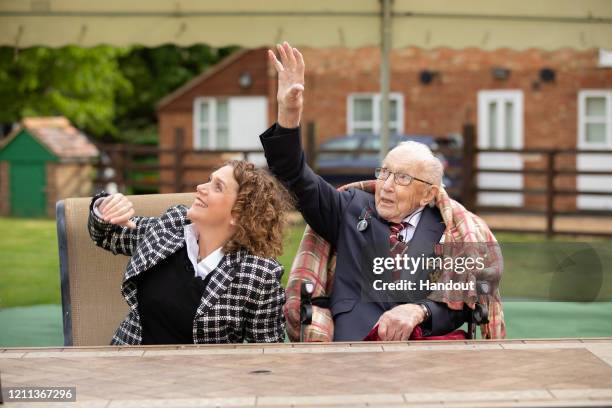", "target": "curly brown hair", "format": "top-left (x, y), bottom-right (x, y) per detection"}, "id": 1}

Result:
top-left (222, 160), bottom-right (294, 259)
